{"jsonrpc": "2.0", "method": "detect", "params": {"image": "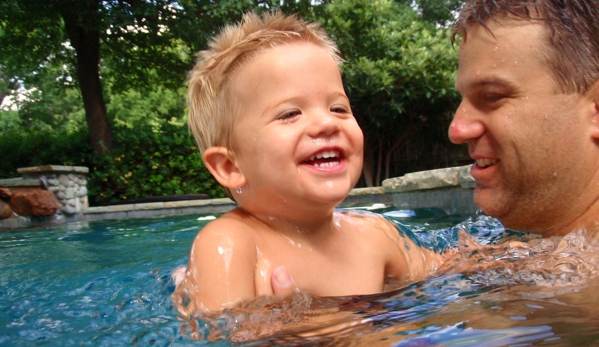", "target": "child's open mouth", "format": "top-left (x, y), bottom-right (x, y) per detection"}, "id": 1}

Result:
top-left (303, 150), bottom-right (342, 168)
